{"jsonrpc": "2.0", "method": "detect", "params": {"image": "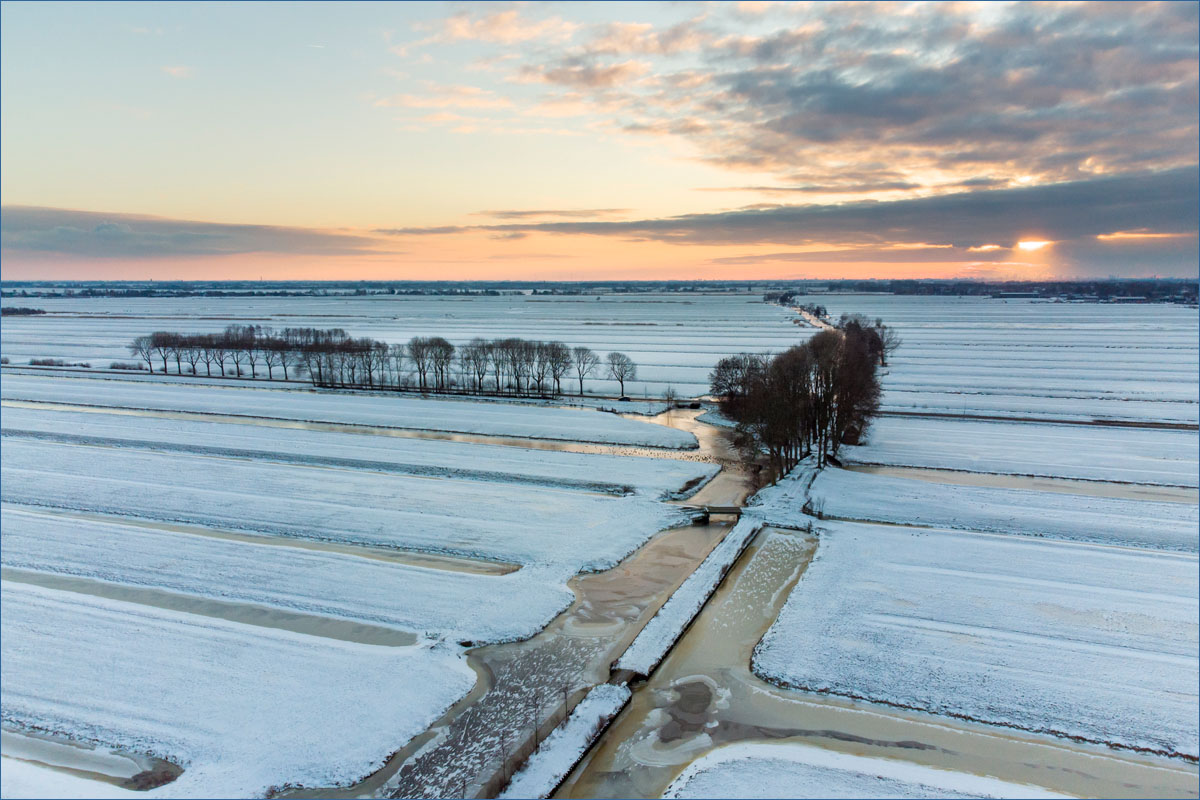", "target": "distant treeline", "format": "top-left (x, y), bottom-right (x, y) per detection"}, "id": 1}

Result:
top-left (766, 279), bottom-right (1197, 302)
top-left (130, 326), bottom-right (640, 397)
top-left (7, 278), bottom-right (1195, 302)
top-left (711, 315), bottom-right (897, 477)
top-left (1, 307), bottom-right (46, 315)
